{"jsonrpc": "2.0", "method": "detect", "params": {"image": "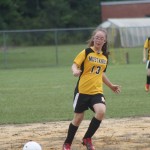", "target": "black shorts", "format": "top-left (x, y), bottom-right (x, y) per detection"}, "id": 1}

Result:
top-left (73, 93), bottom-right (106, 113)
top-left (146, 60), bottom-right (150, 69)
